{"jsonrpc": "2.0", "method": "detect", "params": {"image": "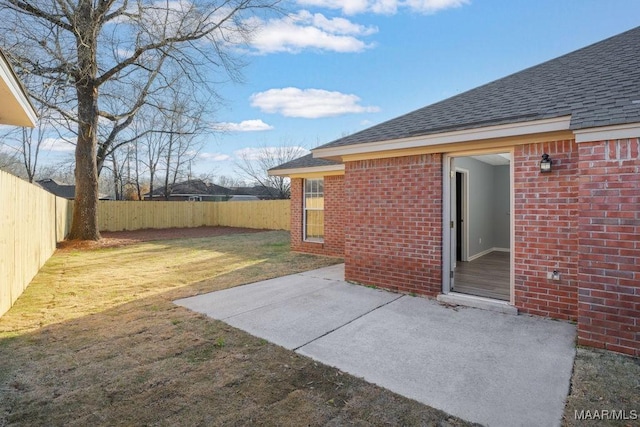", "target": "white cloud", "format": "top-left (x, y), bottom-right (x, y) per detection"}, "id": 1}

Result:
top-left (248, 11), bottom-right (377, 54)
top-left (310, 12), bottom-right (377, 35)
top-left (42, 137), bottom-right (75, 152)
top-left (214, 119), bottom-right (274, 132)
top-left (199, 152), bottom-right (232, 161)
top-left (250, 87), bottom-right (380, 119)
top-left (116, 48), bottom-right (135, 60)
top-left (234, 146), bottom-right (309, 161)
top-left (296, 0), bottom-right (468, 15)
top-left (297, 0), bottom-right (395, 14)
top-left (0, 142), bottom-right (19, 156)
top-left (108, 0), bottom-right (193, 26)
top-left (403, 0), bottom-right (469, 14)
